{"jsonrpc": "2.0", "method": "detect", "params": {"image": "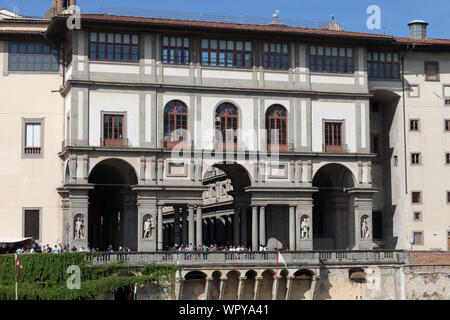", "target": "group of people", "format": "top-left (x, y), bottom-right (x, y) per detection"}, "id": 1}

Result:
top-left (167, 243), bottom-right (273, 252)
